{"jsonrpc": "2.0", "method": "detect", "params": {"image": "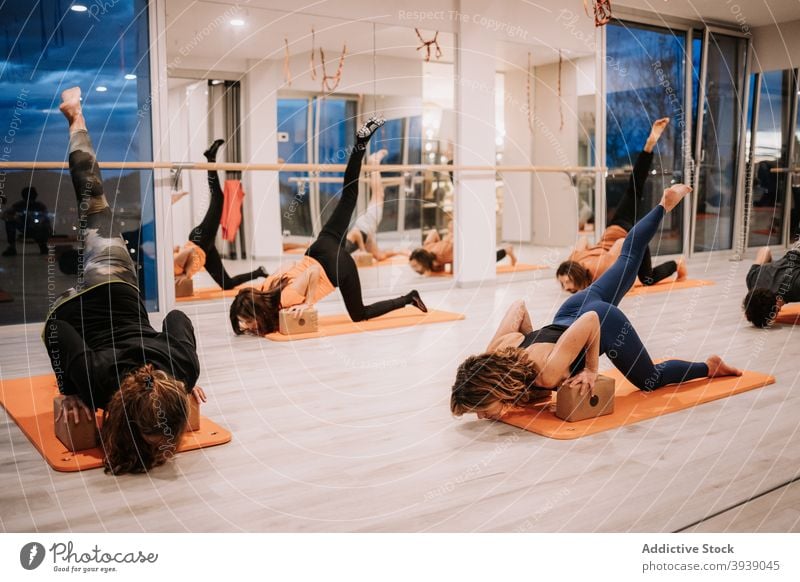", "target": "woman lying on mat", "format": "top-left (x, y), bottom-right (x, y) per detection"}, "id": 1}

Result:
top-left (341, 149), bottom-right (404, 262)
top-left (742, 245), bottom-right (800, 327)
top-left (556, 118), bottom-right (686, 293)
top-left (229, 117), bottom-right (427, 336)
top-left (451, 183), bottom-right (741, 420)
top-left (173, 139), bottom-right (268, 293)
top-left (43, 87), bottom-right (204, 474)
top-left (408, 222), bottom-right (517, 275)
